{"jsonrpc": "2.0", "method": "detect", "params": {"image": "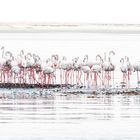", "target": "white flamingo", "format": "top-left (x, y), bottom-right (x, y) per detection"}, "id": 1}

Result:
top-left (133, 61), bottom-right (140, 87)
top-left (60, 56), bottom-right (73, 85)
top-left (82, 56), bottom-right (91, 87)
top-left (103, 51), bottom-right (115, 88)
top-left (11, 56), bottom-right (21, 83)
top-left (120, 57), bottom-right (132, 88)
top-left (33, 54), bottom-right (42, 84)
top-left (25, 53), bottom-right (35, 84)
top-left (41, 58), bottom-right (55, 85)
top-left (91, 55), bottom-right (103, 88)
top-left (16, 50), bottom-right (27, 83)
top-left (51, 54), bottom-right (59, 84)
top-left (0, 47), bottom-right (13, 83)
top-left (73, 57), bottom-right (83, 85)
top-left (124, 56), bottom-right (133, 88)
top-left (83, 55), bottom-right (94, 68)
